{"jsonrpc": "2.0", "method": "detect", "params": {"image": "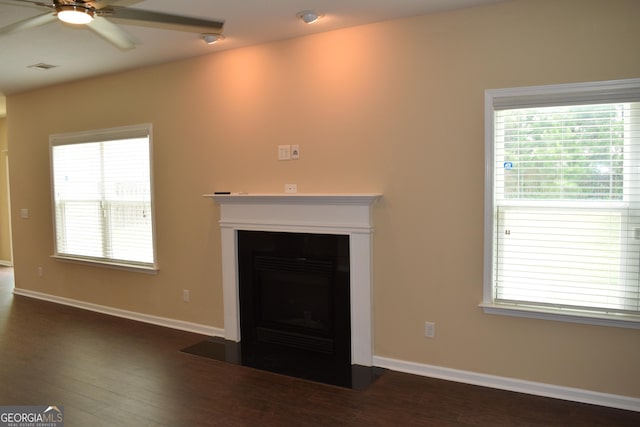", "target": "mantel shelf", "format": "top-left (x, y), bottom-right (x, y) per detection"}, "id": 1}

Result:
top-left (204, 193), bottom-right (382, 206)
